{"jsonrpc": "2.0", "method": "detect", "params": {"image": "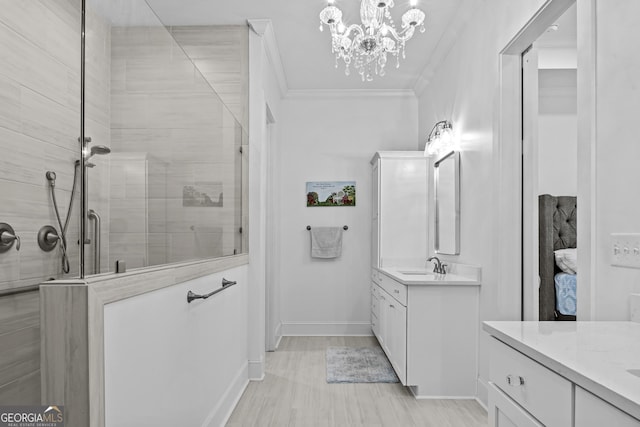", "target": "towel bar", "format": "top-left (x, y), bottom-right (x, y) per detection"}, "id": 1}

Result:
top-left (306, 225), bottom-right (348, 230)
top-left (187, 278), bottom-right (237, 303)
